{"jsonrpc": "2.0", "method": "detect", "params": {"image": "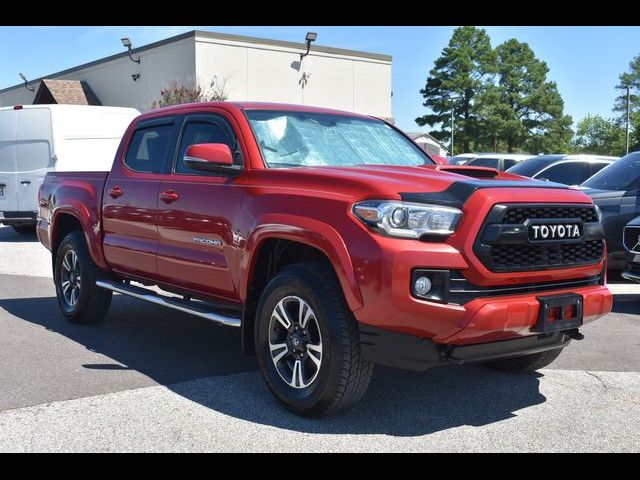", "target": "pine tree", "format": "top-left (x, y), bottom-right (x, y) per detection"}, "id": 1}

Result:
top-left (613, 54), bottom-right (640, 153)
top-left (415, 26), bottom-right (495, 154)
